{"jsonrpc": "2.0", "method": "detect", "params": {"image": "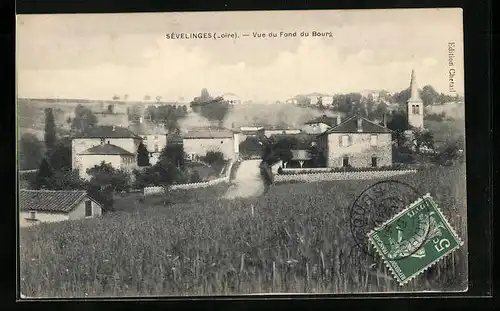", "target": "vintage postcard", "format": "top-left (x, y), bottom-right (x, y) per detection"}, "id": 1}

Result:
top-left (16, 8), bottom-right (467, 297)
